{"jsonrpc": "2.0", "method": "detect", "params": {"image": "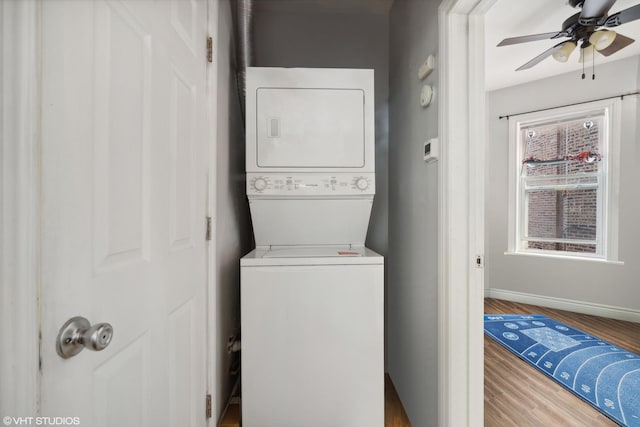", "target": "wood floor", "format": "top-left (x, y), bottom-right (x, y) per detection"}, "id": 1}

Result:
top-left (385, 374), bottom-right (412, 426)
top-left (485, 298), bottom-right (640, 427)
top-left (223, 298), bottom-right (637, 427)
